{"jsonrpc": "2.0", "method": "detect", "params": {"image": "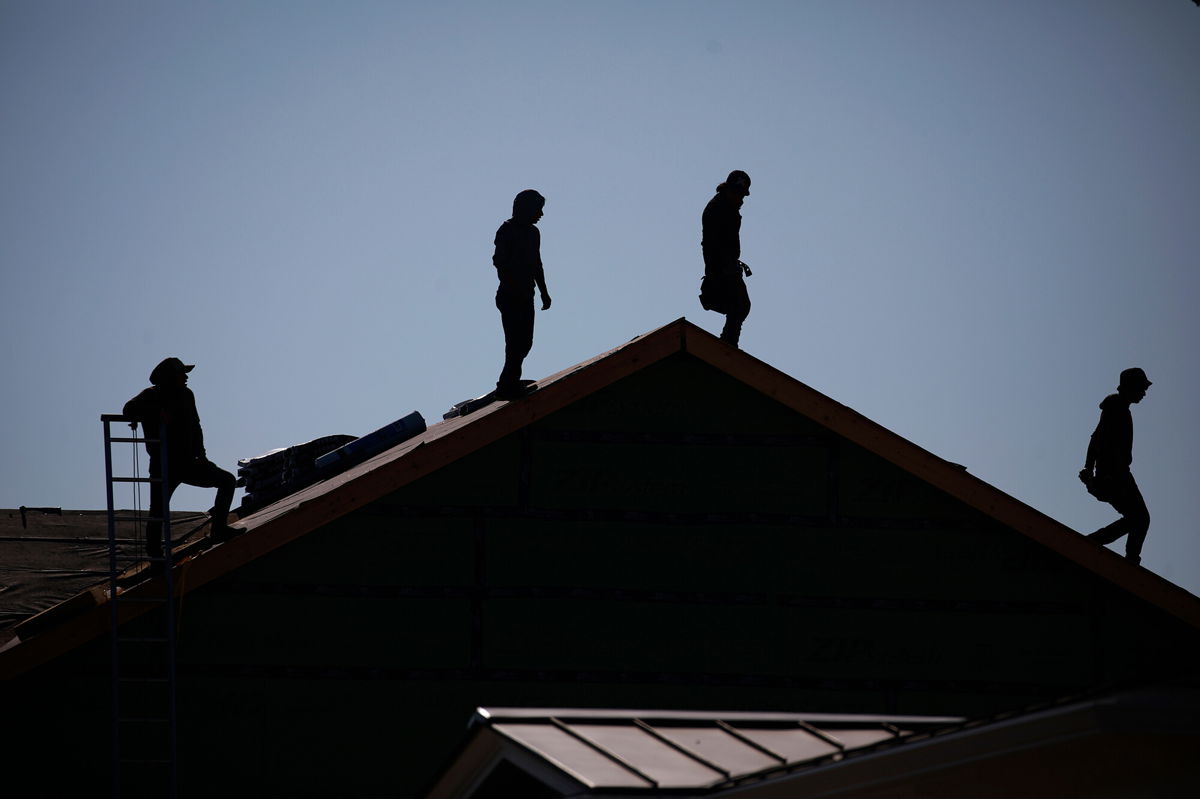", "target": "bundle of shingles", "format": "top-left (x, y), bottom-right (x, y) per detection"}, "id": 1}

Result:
top-left (236, 412), bottom-right (428, 515)
top-left (236, 434), bottom-right (355, 513)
